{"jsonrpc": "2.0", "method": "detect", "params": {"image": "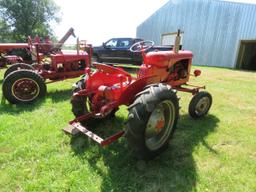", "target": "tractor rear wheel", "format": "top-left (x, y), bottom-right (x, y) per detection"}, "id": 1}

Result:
top-left (125, 84), bottom-right (179, 160)
top-left (4, 63), bottom-right (34, 79)
top-left (188, 91), bottom-right (212, 119)
top-left (2, 69), bottom-right (46, 104)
